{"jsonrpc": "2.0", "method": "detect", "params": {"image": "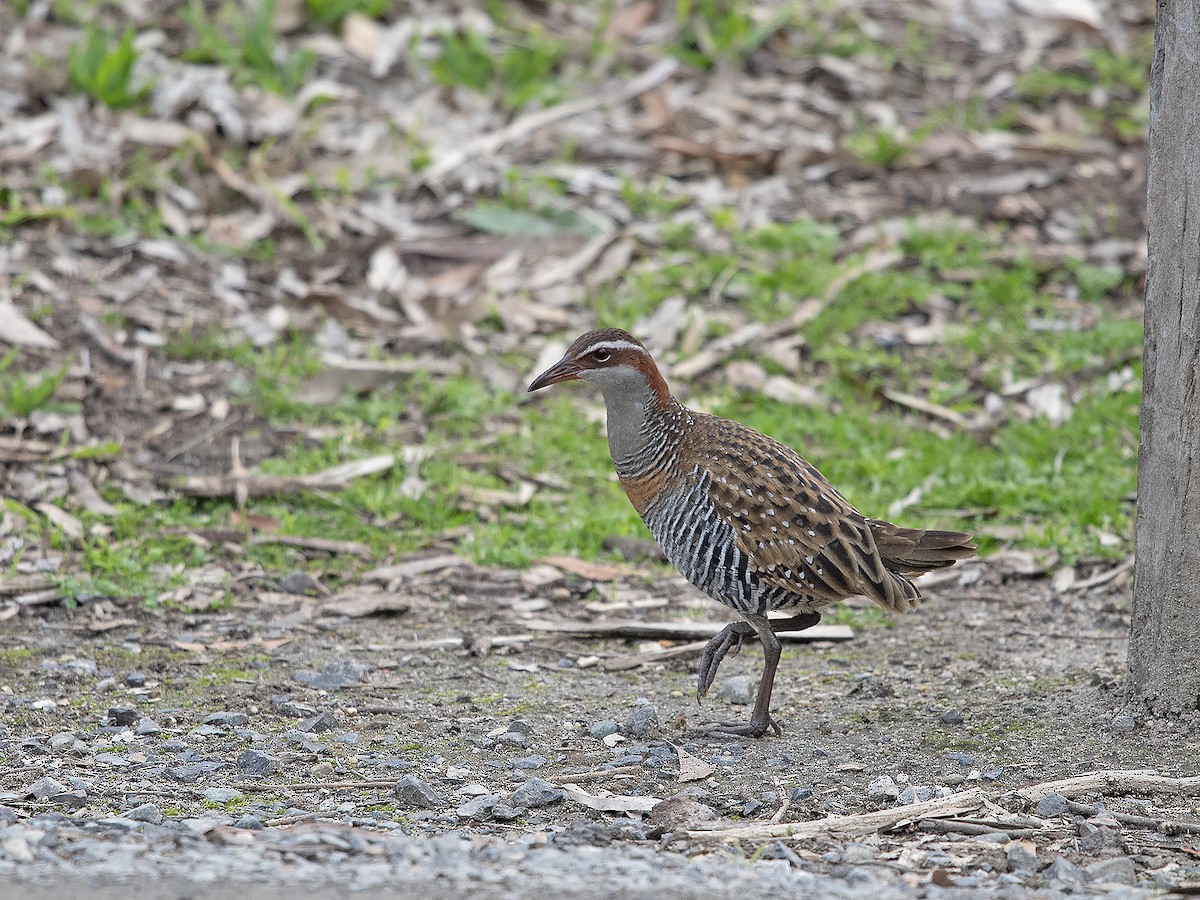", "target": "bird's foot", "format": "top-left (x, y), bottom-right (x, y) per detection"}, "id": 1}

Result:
top-left (696, 622), bottom-right (757, 701)
top-left (688, 716), bottom-right (781, 739)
